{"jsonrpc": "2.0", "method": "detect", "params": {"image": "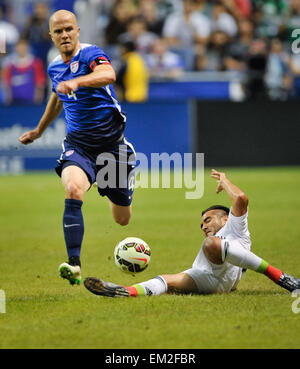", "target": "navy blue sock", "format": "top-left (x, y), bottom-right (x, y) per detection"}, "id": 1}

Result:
top-left (63, 199), bottom-right (84, 264)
